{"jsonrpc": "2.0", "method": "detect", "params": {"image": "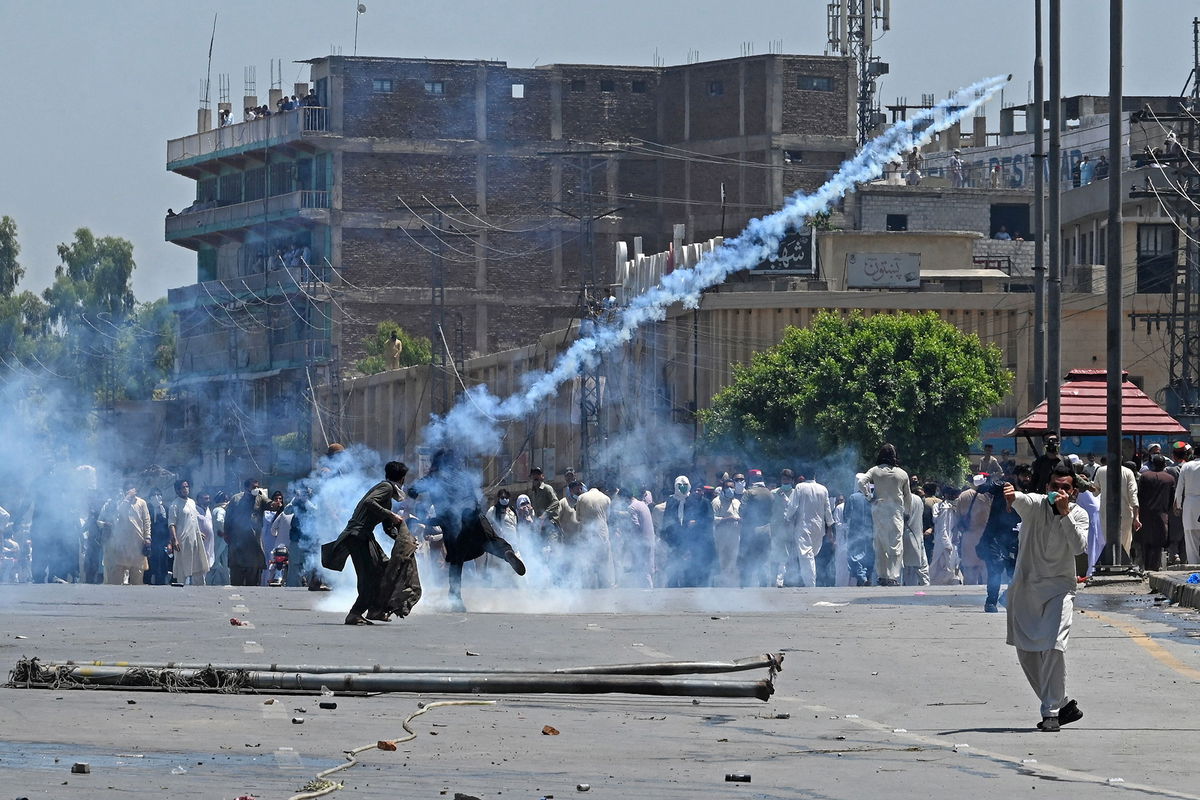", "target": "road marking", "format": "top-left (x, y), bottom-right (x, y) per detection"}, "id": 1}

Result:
top-left (1085, 609), bottom-right (1200, 682)
top-left (777, 696), bottom-right (1200, 799)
